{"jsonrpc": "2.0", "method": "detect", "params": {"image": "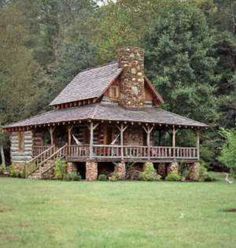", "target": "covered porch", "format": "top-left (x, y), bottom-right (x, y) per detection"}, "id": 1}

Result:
top-left (32, 120), bottom-right (201, 162)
